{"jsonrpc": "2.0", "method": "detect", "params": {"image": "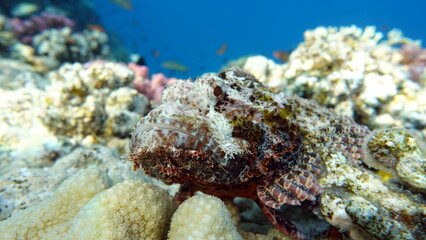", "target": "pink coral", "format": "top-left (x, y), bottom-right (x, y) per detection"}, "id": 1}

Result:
top-left (128, 62), bottom-right (149, 79)
top-left (83, 60), bottom-right (179, 104)
top-left (7, 12), bottom-right (75, 44)
top-left (132, 70), bottom-right (178, 104)
top-left (400, 44), bottom-right (426, 82)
